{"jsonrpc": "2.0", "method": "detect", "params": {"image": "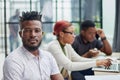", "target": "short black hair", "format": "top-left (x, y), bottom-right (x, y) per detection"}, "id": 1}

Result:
top-left (20, 11), bottom-right (42, 22)
top-left (80, 20), bottom-right (95, 31)
top-left (19, 11), bottom-right (42, 29)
